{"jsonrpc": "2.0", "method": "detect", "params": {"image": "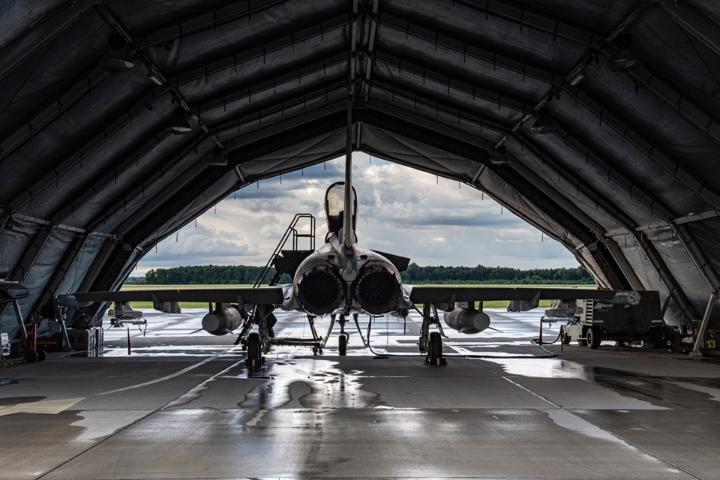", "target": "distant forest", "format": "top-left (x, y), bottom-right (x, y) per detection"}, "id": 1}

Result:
top-left (131, 264), bottom-right (593, 285)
